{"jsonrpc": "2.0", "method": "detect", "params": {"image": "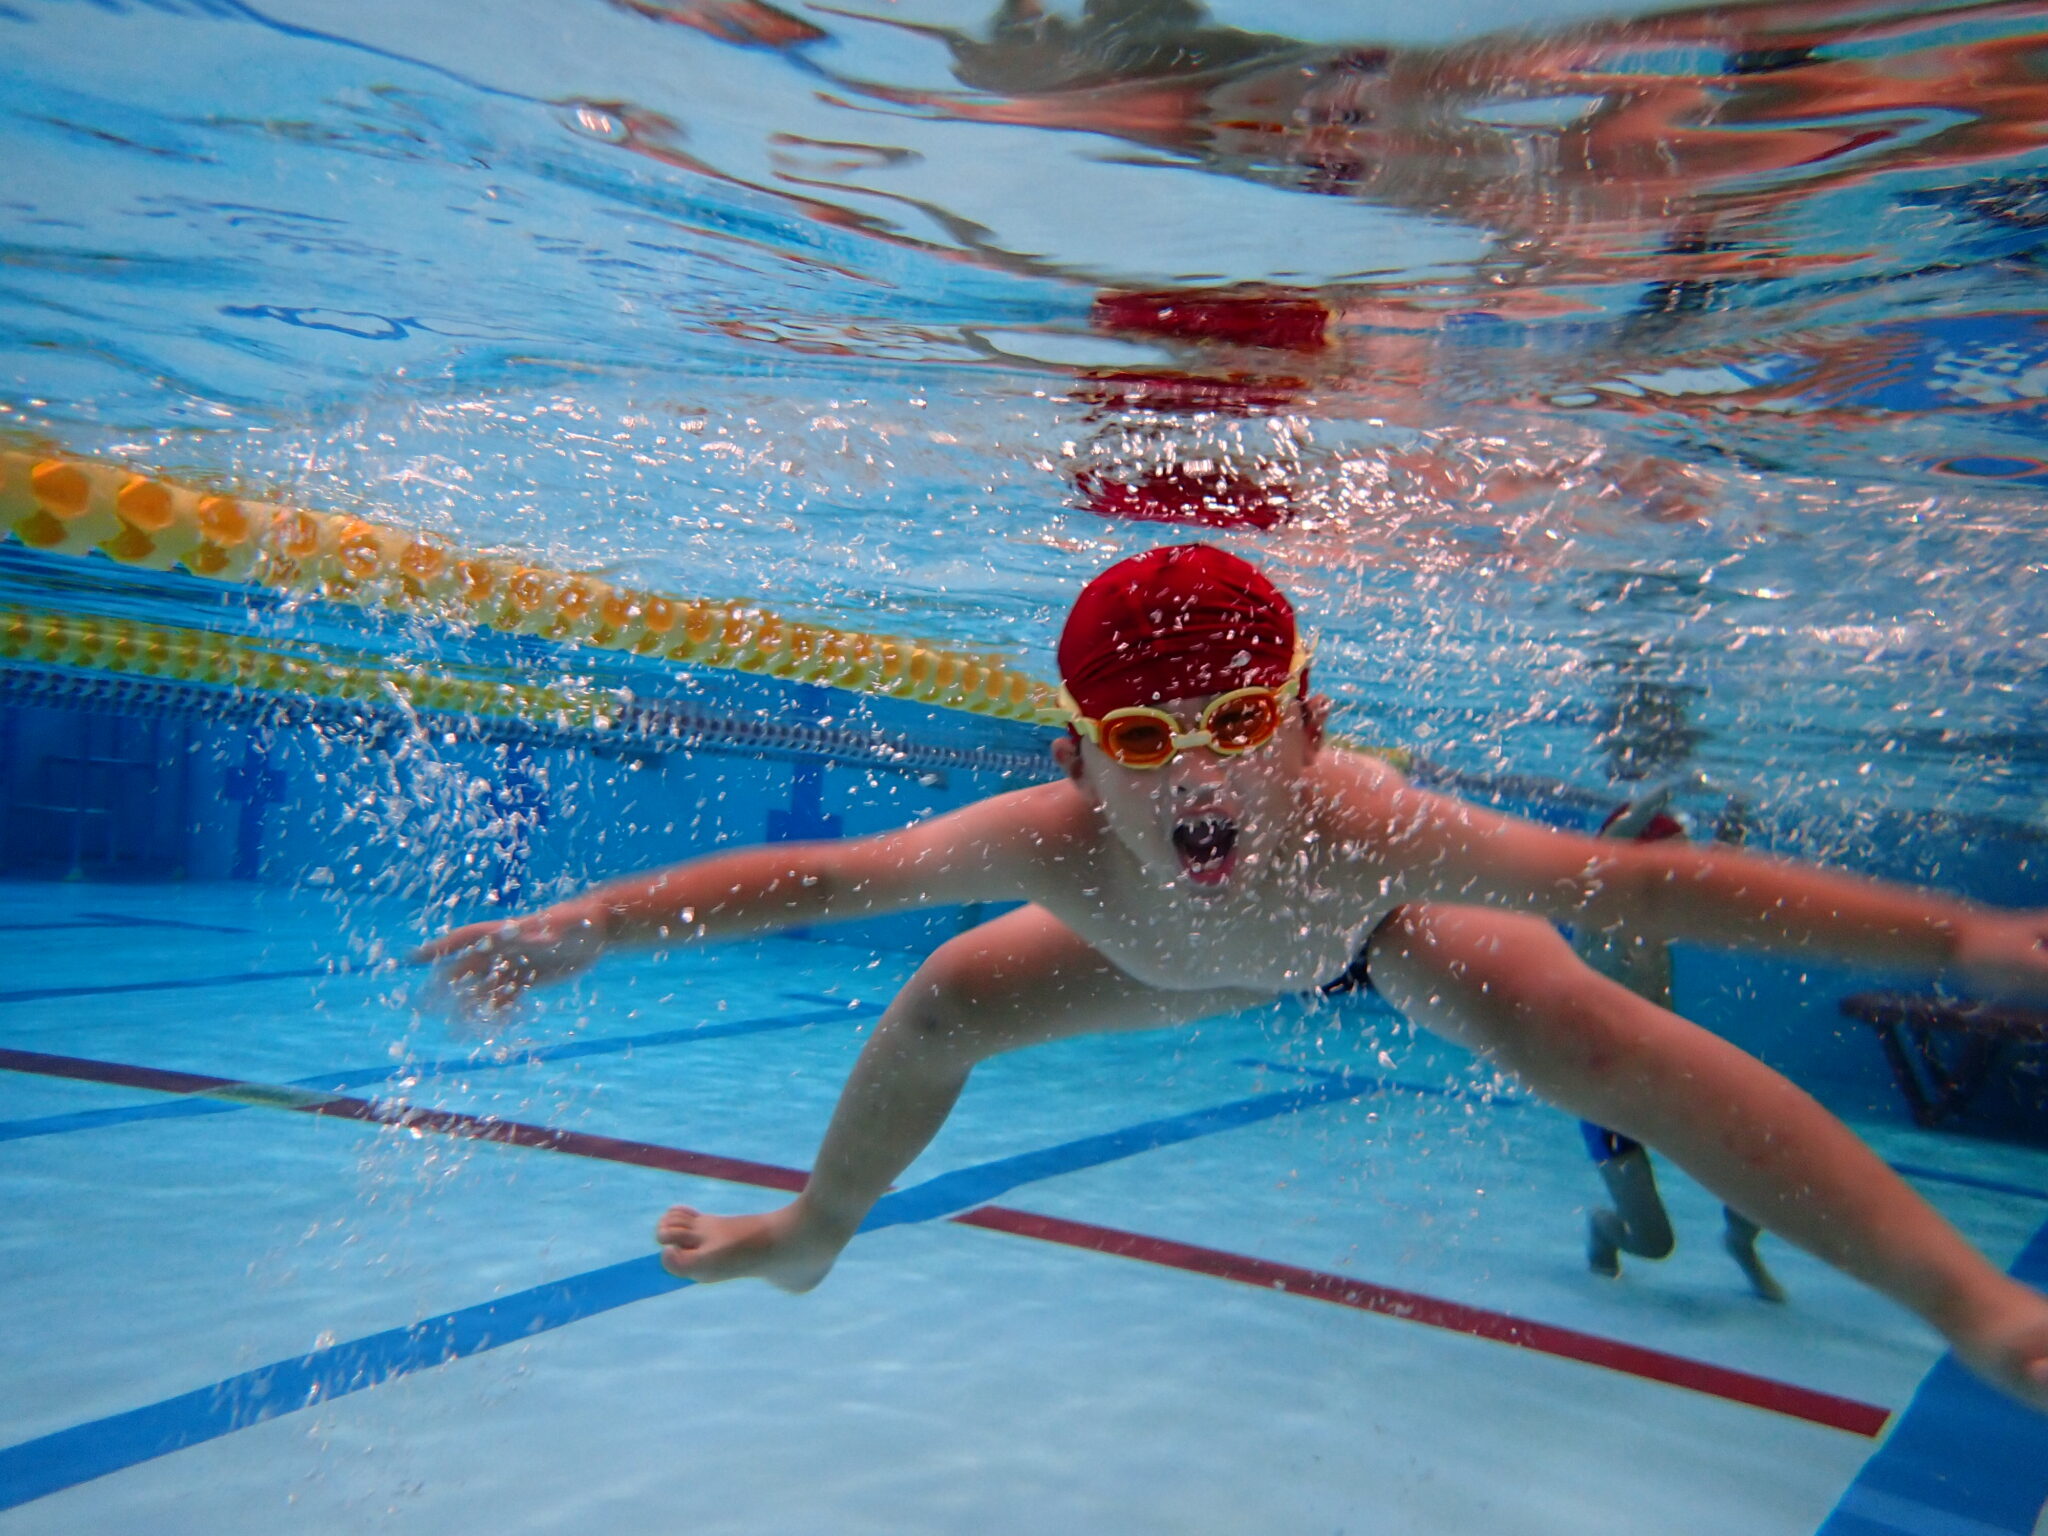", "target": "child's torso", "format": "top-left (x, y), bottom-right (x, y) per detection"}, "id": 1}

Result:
top-left (1034, 795), bottom-right (1401, 994)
